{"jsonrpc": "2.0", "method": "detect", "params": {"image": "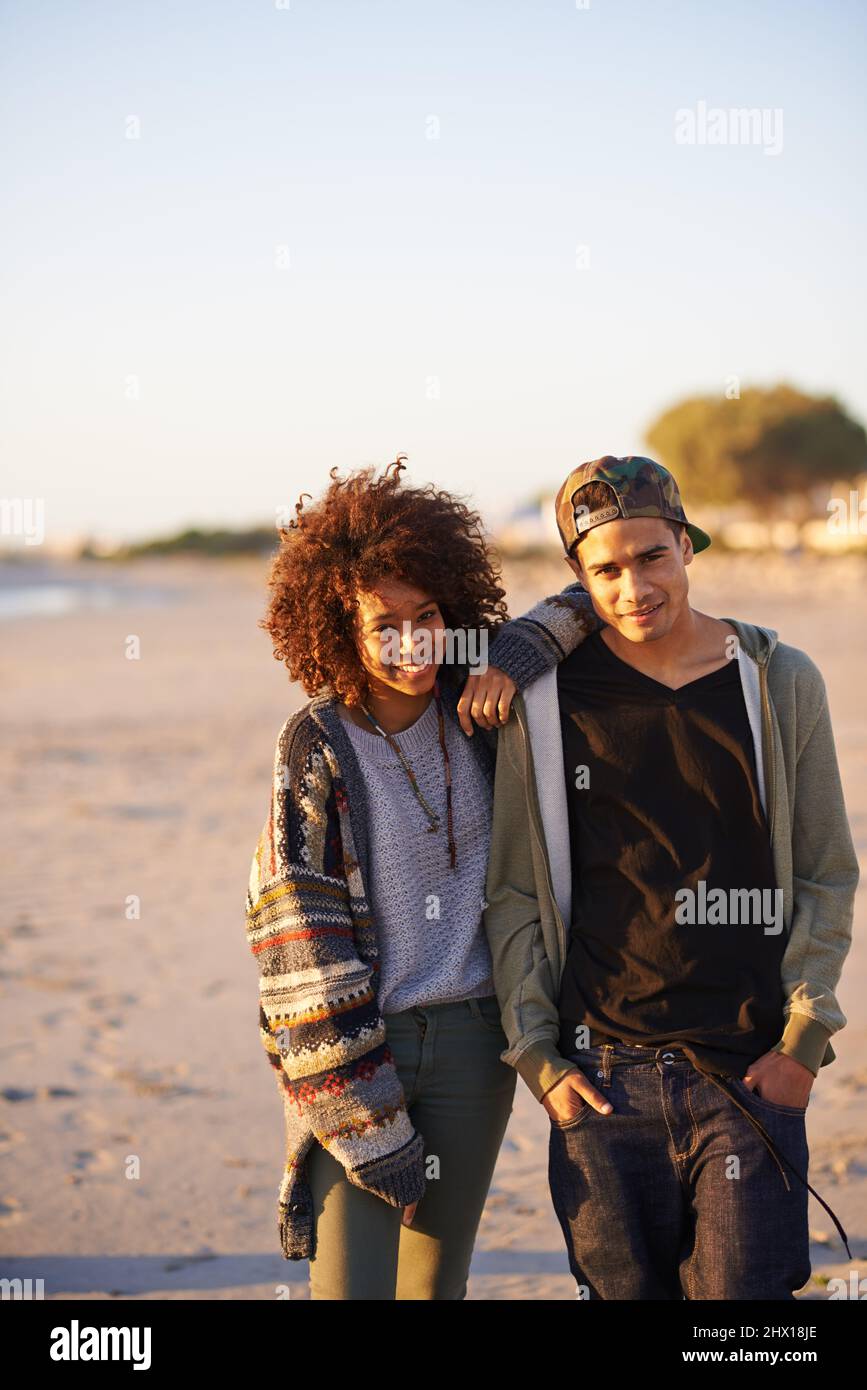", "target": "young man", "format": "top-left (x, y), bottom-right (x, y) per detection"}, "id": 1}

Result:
top-left (483, 455), bottom-right (859, 1300)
